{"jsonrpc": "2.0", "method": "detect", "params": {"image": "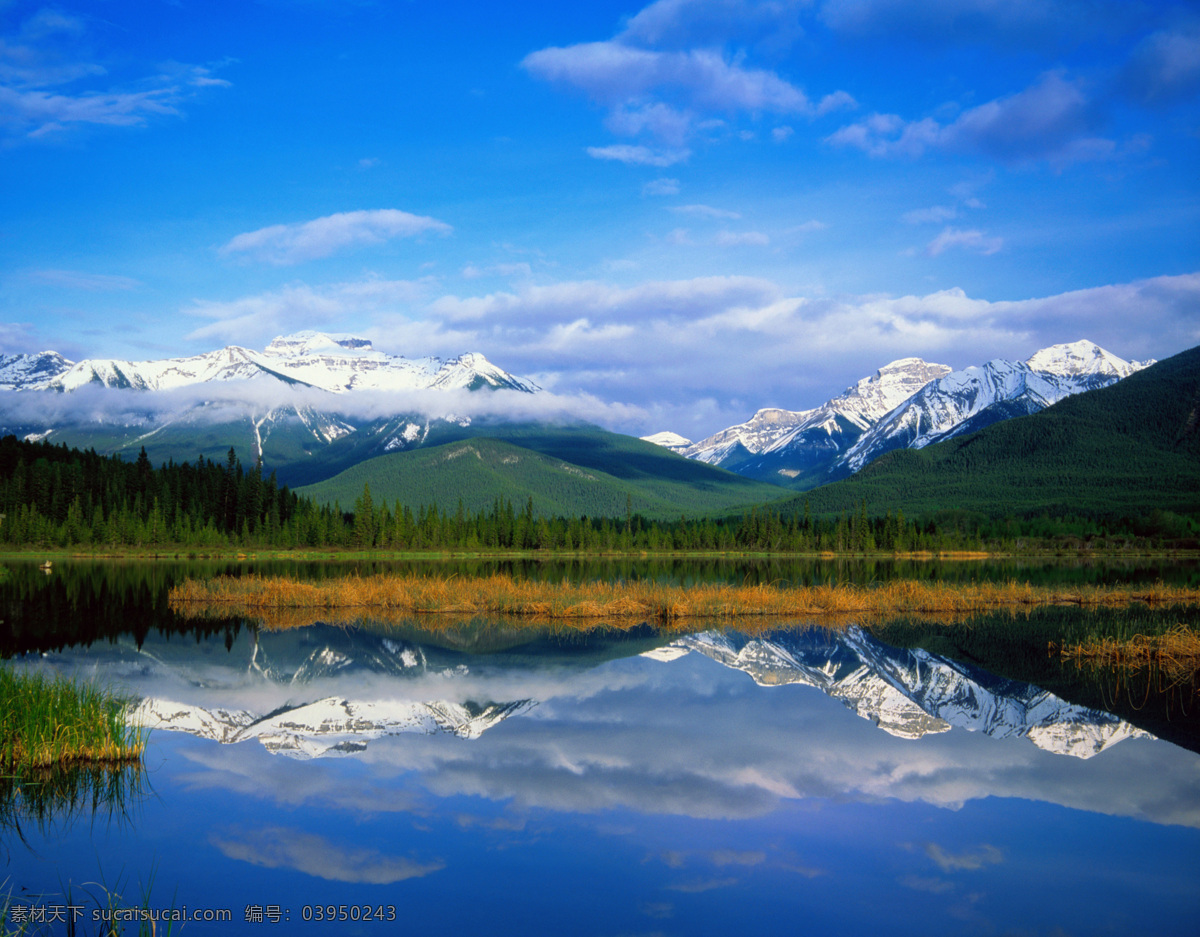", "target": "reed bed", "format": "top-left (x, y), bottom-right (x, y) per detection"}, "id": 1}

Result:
top-left (168, 573), bottom-right (1200, 630)
top-left (1056, 624), bottom-right (1200, 690)
top-left (0, 668), bottom-right (145, 771)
